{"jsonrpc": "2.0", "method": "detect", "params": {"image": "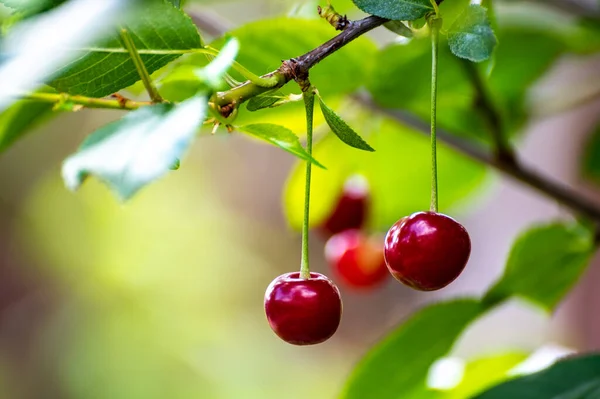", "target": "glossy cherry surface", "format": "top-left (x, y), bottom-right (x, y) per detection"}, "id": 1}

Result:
top-left (384, 212), bottom-right (471, 291)
top-left (321, 175), bottom-right (369, 236)
top-left (325, 230), bottom-right (389, 289)
top-left (264, 272), bottom-right (342, 345)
